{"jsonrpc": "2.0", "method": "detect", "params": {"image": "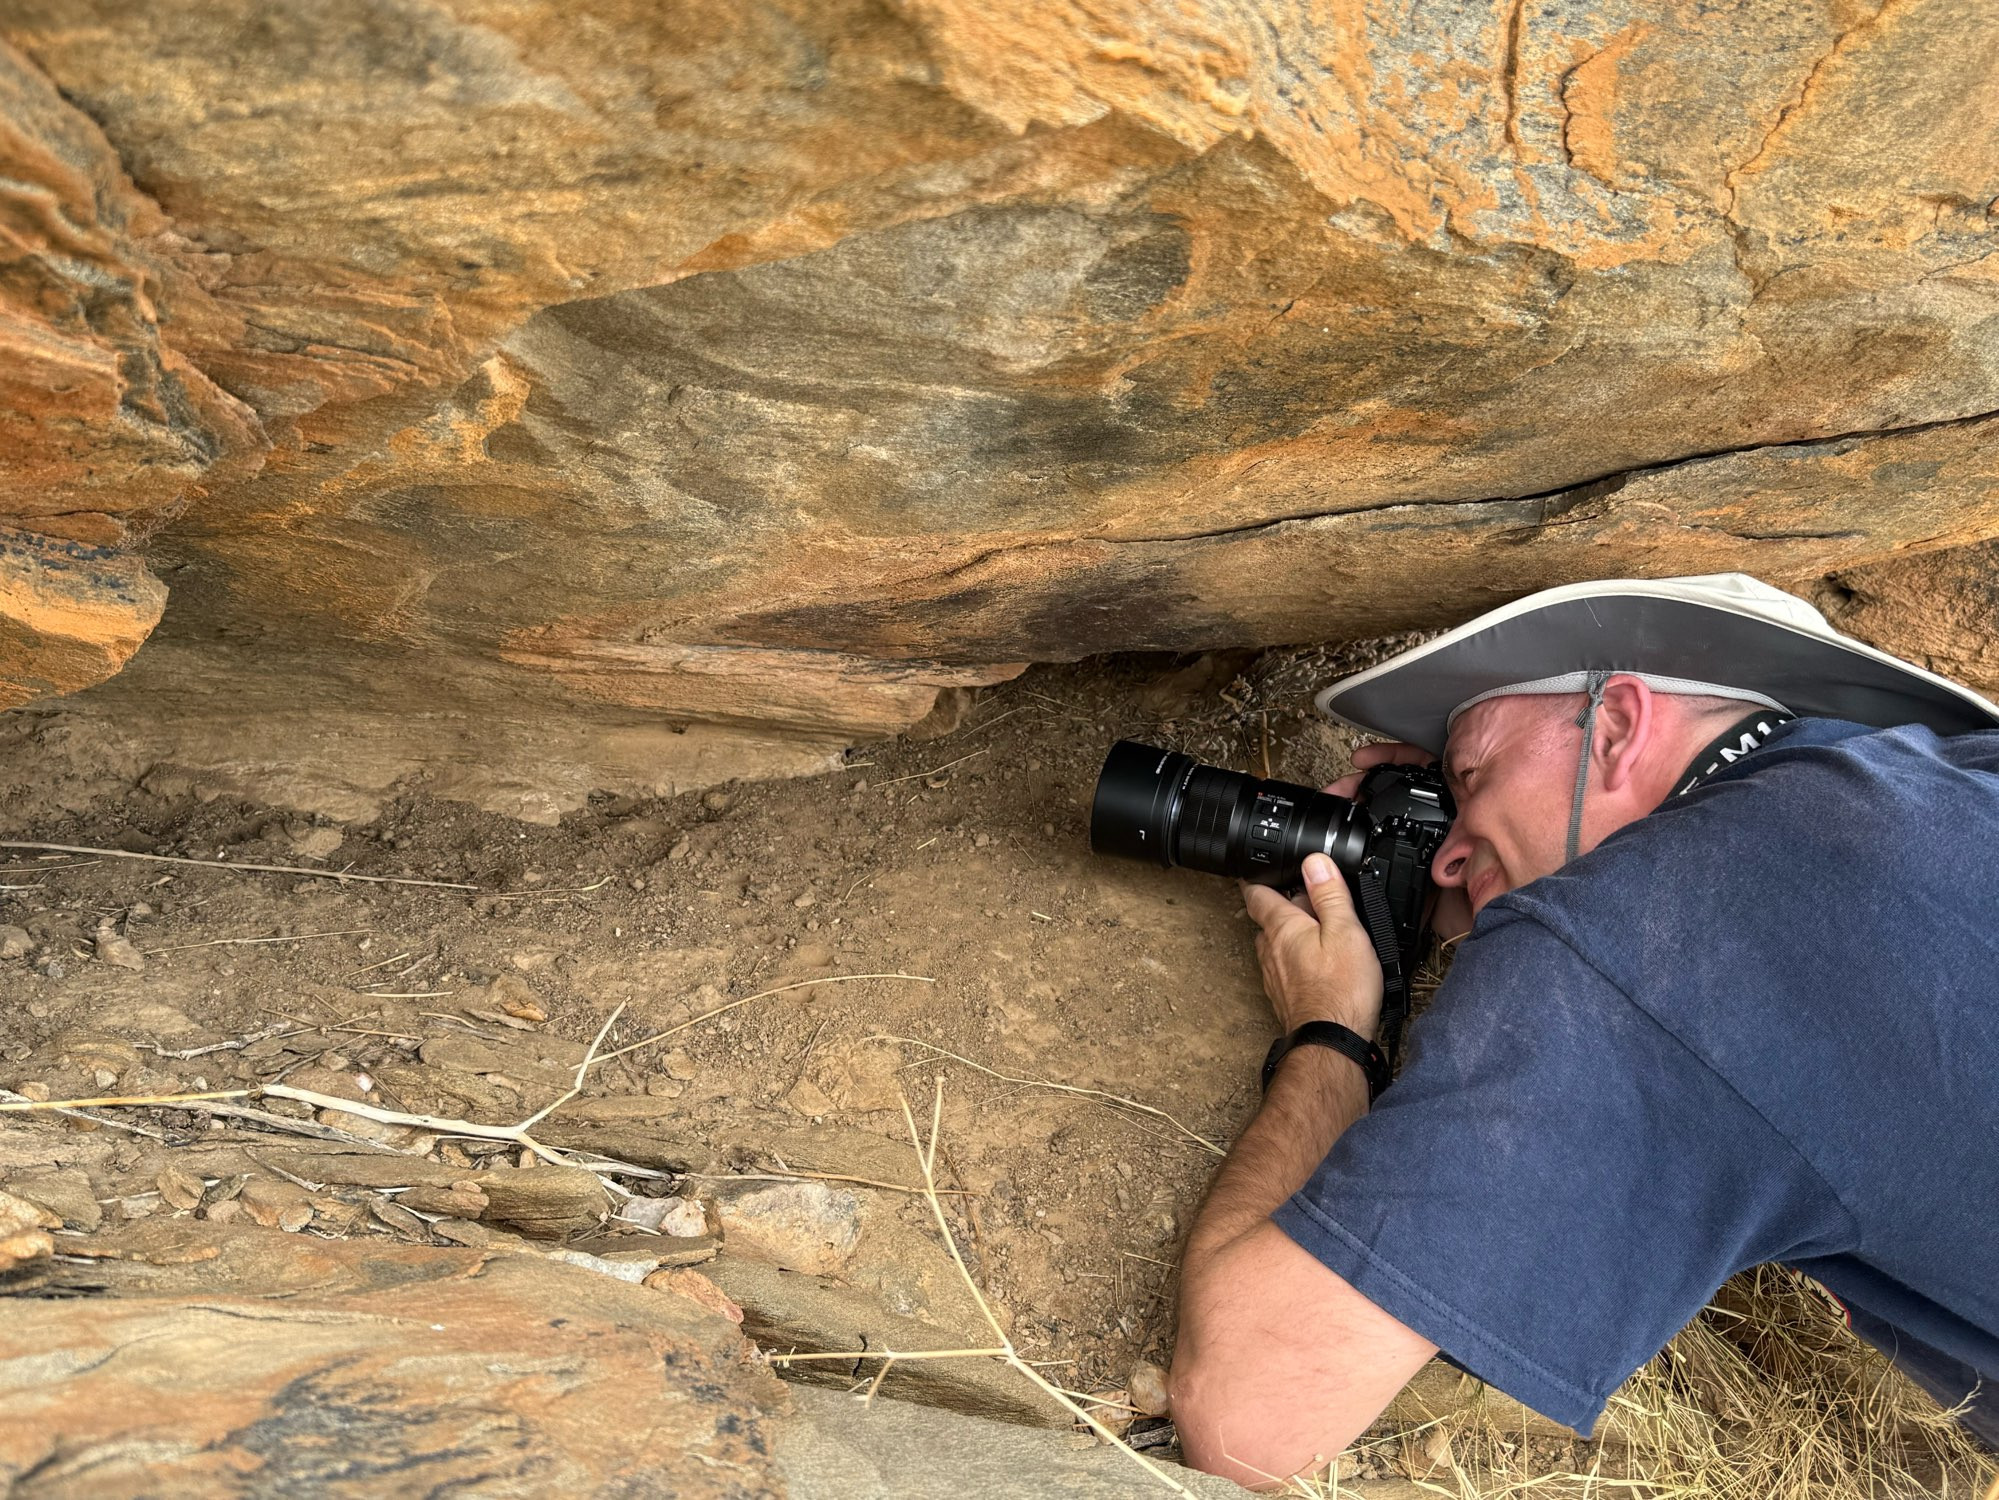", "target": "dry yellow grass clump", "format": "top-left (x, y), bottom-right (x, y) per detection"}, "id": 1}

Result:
top-left (1341, 1263), bottom-right (1995, 1500)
